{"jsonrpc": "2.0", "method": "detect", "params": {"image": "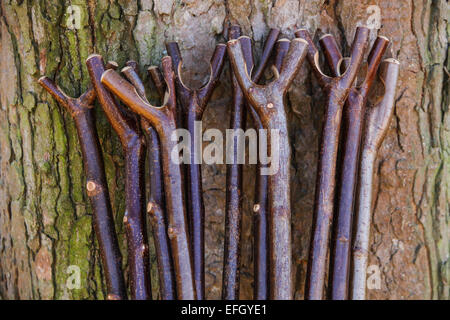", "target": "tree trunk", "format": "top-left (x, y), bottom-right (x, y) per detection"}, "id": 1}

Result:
top-left (0, 0), bottom-right (447, 299)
